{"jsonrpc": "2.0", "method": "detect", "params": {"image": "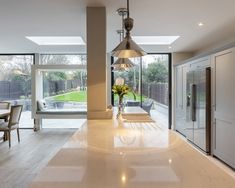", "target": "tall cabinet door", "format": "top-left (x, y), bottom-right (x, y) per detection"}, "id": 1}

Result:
top-left (212, 48), bottom-right (235, 168)
top-left (175, 66), bottom-right (183, 133)
top-left (185, 71), bottom-right (194, 141)
top-left (175, 65), bottom-right (188, 136)
top-left (182, 65), bottom-right (188, 134)
top-left (194, 69), bottom-right (207, 151)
